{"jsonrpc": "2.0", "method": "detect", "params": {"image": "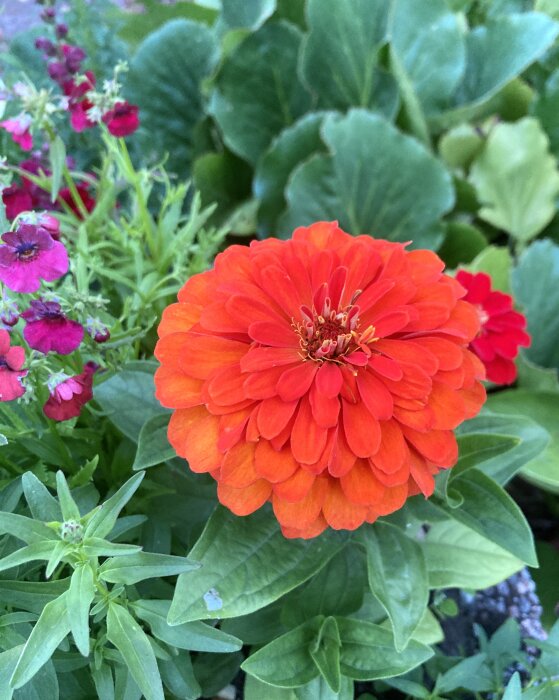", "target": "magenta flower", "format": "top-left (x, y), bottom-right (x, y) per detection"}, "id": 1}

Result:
top-left (0, 224), bottom-right (69, 293)
top-left (65, 72), bottom-right (96, 133)
top-left (0, 114), bottom-right (33, 151)
top-left (21, 299), bottom-right (84, 355)
top-left (35, 213), bottom-right (61, 240)
top-left (43, 362), bottom-right (97, 421)
top-left (102, 102), bottom-right (140, 137)
top-left (0, 329), bottom-right (26, 402)
top-left (2, 185), bottom-right (33, 220)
